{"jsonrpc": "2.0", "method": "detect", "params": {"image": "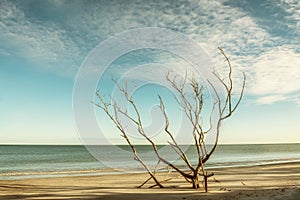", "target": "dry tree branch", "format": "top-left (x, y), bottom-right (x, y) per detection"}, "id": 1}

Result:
top-left (159, 95), bottom-right (194, 171)
top-left (203, 47), bottom-right (246, 164)
top-left (94, 91), bottom-right (164, 188)
top-left (110, 80), bottom-right (195, 181)
top-left (94, 47), bottom-right (245, 191)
